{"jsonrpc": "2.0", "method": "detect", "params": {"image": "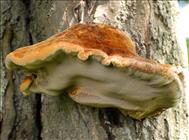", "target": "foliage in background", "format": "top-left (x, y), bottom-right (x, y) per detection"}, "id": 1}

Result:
top-left (187, 38), bottom-right (189, 67)
top-left (178, 0), bottom-right (189, 2)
